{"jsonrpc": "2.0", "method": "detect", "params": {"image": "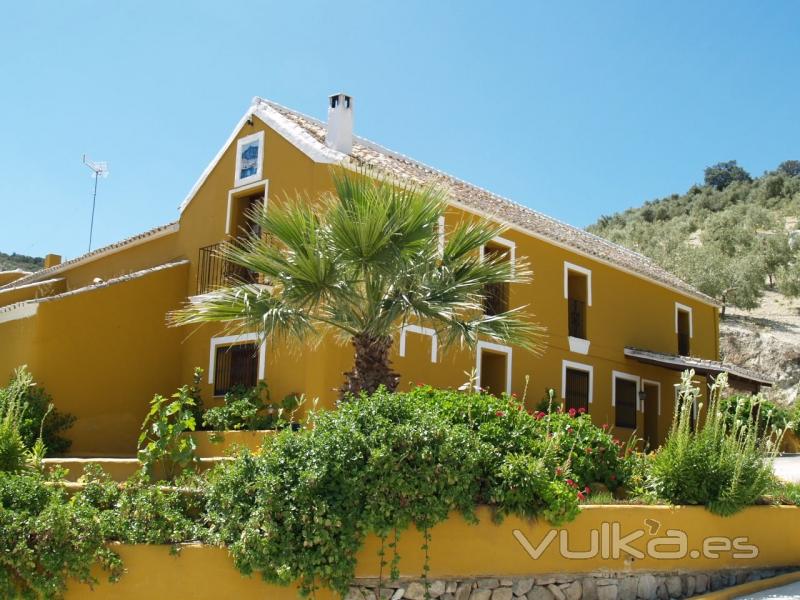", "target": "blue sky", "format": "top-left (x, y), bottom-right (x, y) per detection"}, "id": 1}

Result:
top-left (2, 1), bottom-right (799, 260)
